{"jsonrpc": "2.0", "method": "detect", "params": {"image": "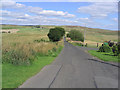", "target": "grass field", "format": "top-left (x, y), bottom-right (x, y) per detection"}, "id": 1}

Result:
top-left (62, 25), bottom-right (118, 46)
top-left (2, 25), bottom-right (64, 88)
top-left (88, 50), bottom-right (119, 62)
